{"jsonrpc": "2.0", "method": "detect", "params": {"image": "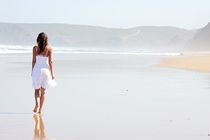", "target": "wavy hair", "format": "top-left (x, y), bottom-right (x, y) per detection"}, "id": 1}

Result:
top-left (36, 32), bottom-right (48, 54)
